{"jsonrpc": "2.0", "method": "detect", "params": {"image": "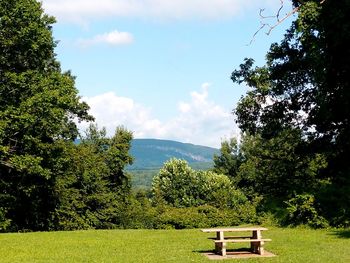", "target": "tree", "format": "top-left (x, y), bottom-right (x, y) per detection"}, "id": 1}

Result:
top-left (53, 140), bottom-right (111, 230)
top-left (0, 0), bottom-right (92, 231)
top-left (53, 125), bottom-right (134, 230)
top-left (105, 126), bottom-right (134, 188)
top-left (213, 137), bottom-right (242, 179)
top-left (80, 124), bottom-right (134, 189)
top-left (236, 130), bottom-right (327, 198)
top-left (231, 0), bottom-right (350, 226)
top-left (152, 158), bottom-right (247, 209)
top-left (152, 159), bottom-right (196, 207)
